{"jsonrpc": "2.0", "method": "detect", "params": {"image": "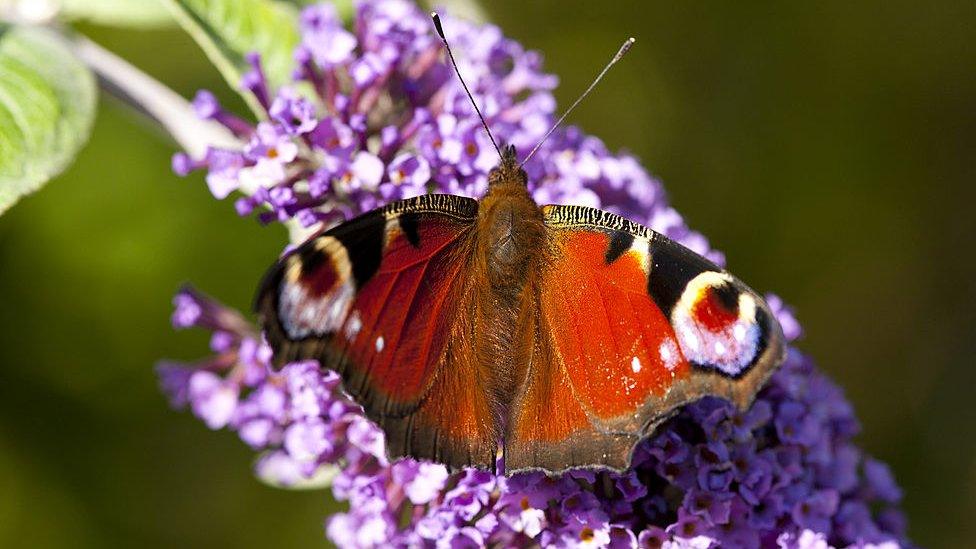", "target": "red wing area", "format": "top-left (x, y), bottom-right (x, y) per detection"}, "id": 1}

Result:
top-left (333, 214), bottom-right (497, 466)
top-left (257, 196), bottom-right (497, 468)
top-left (335, 216), bottom-right (469, 410)
top-left (505, 311), bottom-right (643, 471)
top-left (506, 226), bottom-right (693, 471)
top-left (543, 229), bottom-right (692, 424)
